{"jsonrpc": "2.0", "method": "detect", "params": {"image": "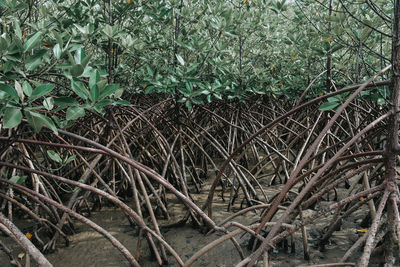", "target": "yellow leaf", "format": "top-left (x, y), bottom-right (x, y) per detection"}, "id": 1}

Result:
top-left (25, 232), bottom-right (32, 239)
top-left (359, 197), bottom-right (365, 201)
top-left (326, 36), bottom-right (334, 43)
top-left (18, 253), bottom-right (25, 259)
top-left (319, 93), bottom-right (323, 96)
top-left (243, 0), bottom-right (247, 4)
top-left (357, 229), bottom-right (368, 233)
top-left (141, 84), bottom-right (147, 89)
top-left (43, 42), bottom-right (52, 48)
top-left (270, 64), bottom-right (274, 70)
top-left (290, 56), bottom-right (296, 61)
top-left (127, 0), bottom-right (132, 3)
